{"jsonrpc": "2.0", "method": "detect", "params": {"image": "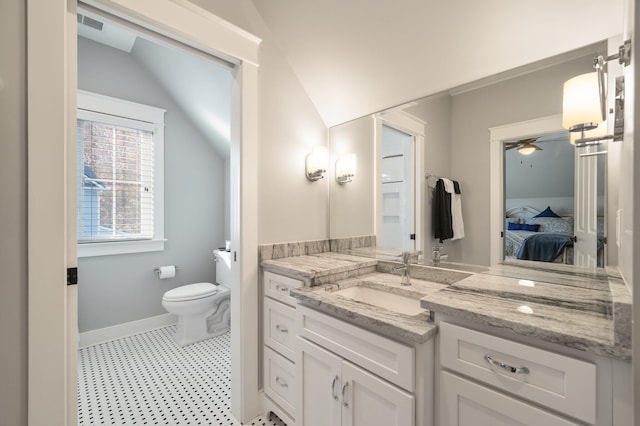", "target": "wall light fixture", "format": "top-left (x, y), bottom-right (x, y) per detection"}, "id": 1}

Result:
top-left (336, 153), bottom-right (356, 185)
top-left (562, 40), bottom-right (631, 150)
top-left (305, 146), bottom-right (328, 181)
